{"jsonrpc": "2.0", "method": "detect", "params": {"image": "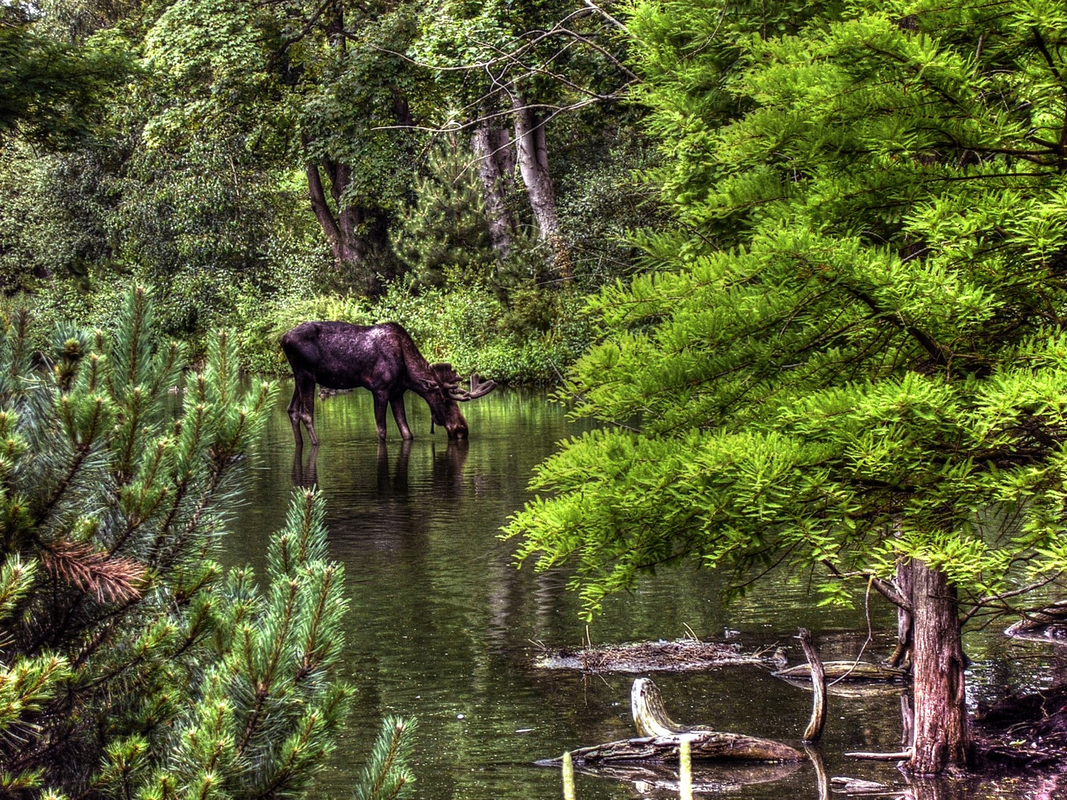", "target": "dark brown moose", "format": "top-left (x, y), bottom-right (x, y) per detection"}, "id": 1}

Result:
top-left (281, 321), bottom-right (496, 444)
